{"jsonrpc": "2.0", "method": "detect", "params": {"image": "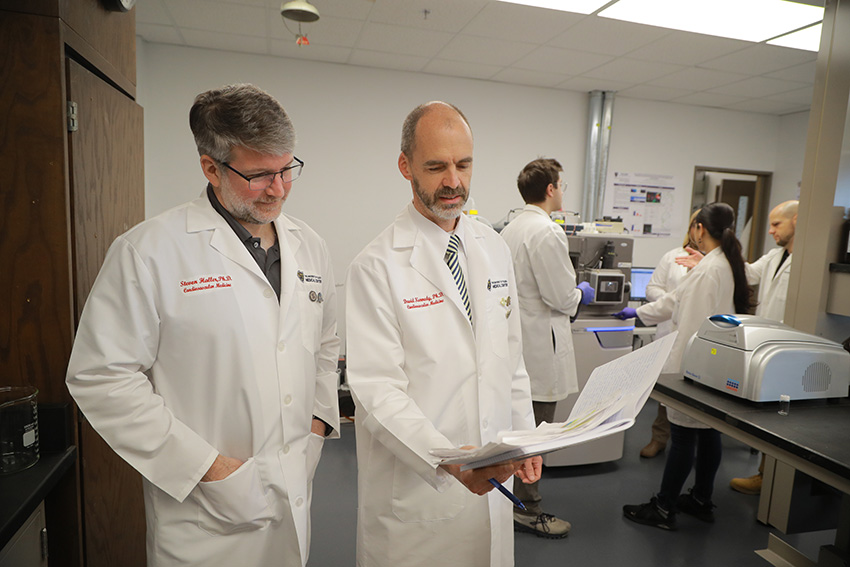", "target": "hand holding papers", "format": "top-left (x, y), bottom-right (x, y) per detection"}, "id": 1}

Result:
top-left (431, 332), bottom-right (677, 470)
